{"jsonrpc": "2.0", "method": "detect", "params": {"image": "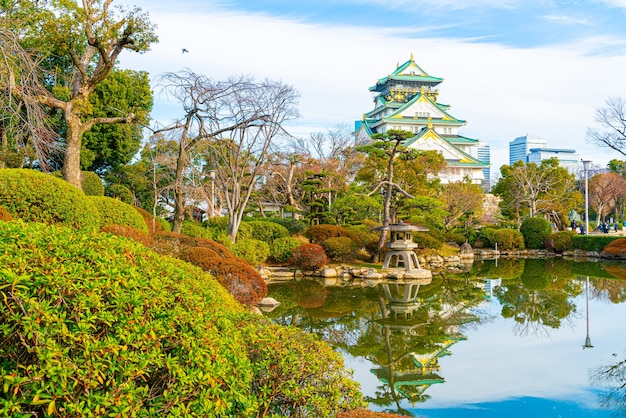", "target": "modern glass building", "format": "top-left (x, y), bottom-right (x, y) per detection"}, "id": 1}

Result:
top-left (509, 135), bottom-right (547, 165)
